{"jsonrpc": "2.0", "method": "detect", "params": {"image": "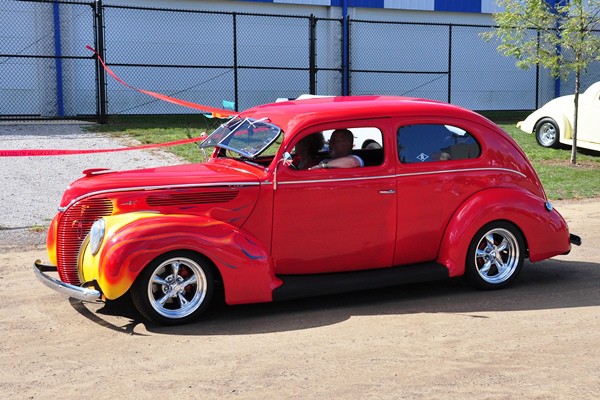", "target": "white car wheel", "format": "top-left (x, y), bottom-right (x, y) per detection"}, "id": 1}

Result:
top-left (535, 118), bottom-right (559, 148)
